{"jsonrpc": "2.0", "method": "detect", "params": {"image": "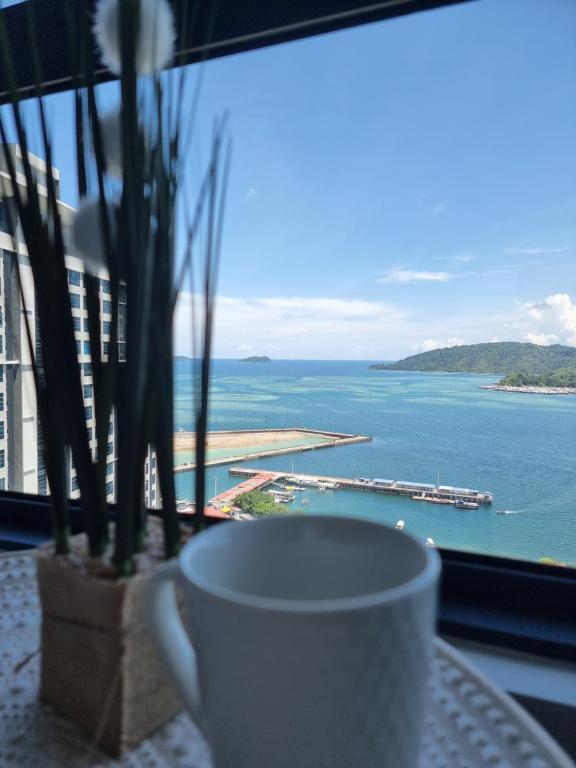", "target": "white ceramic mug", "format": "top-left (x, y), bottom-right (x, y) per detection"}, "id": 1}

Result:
top-left (148, 515), bottom-right (440, 768)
